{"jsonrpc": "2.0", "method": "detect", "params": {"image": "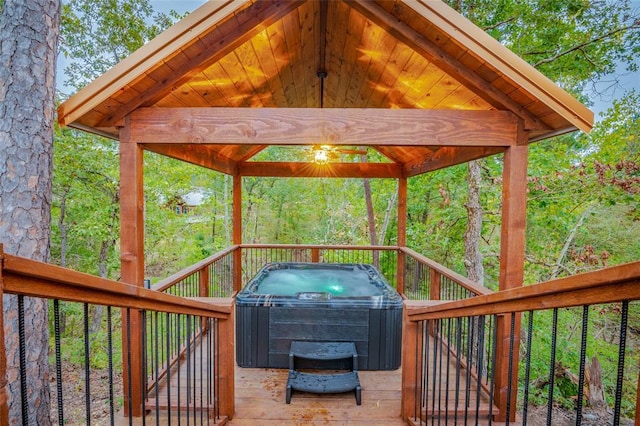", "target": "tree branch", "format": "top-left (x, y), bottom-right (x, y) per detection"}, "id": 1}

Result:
top-left (482, 16), bottom-right (516, 32)
top-left (533, 21), bottom-right (640, 68)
